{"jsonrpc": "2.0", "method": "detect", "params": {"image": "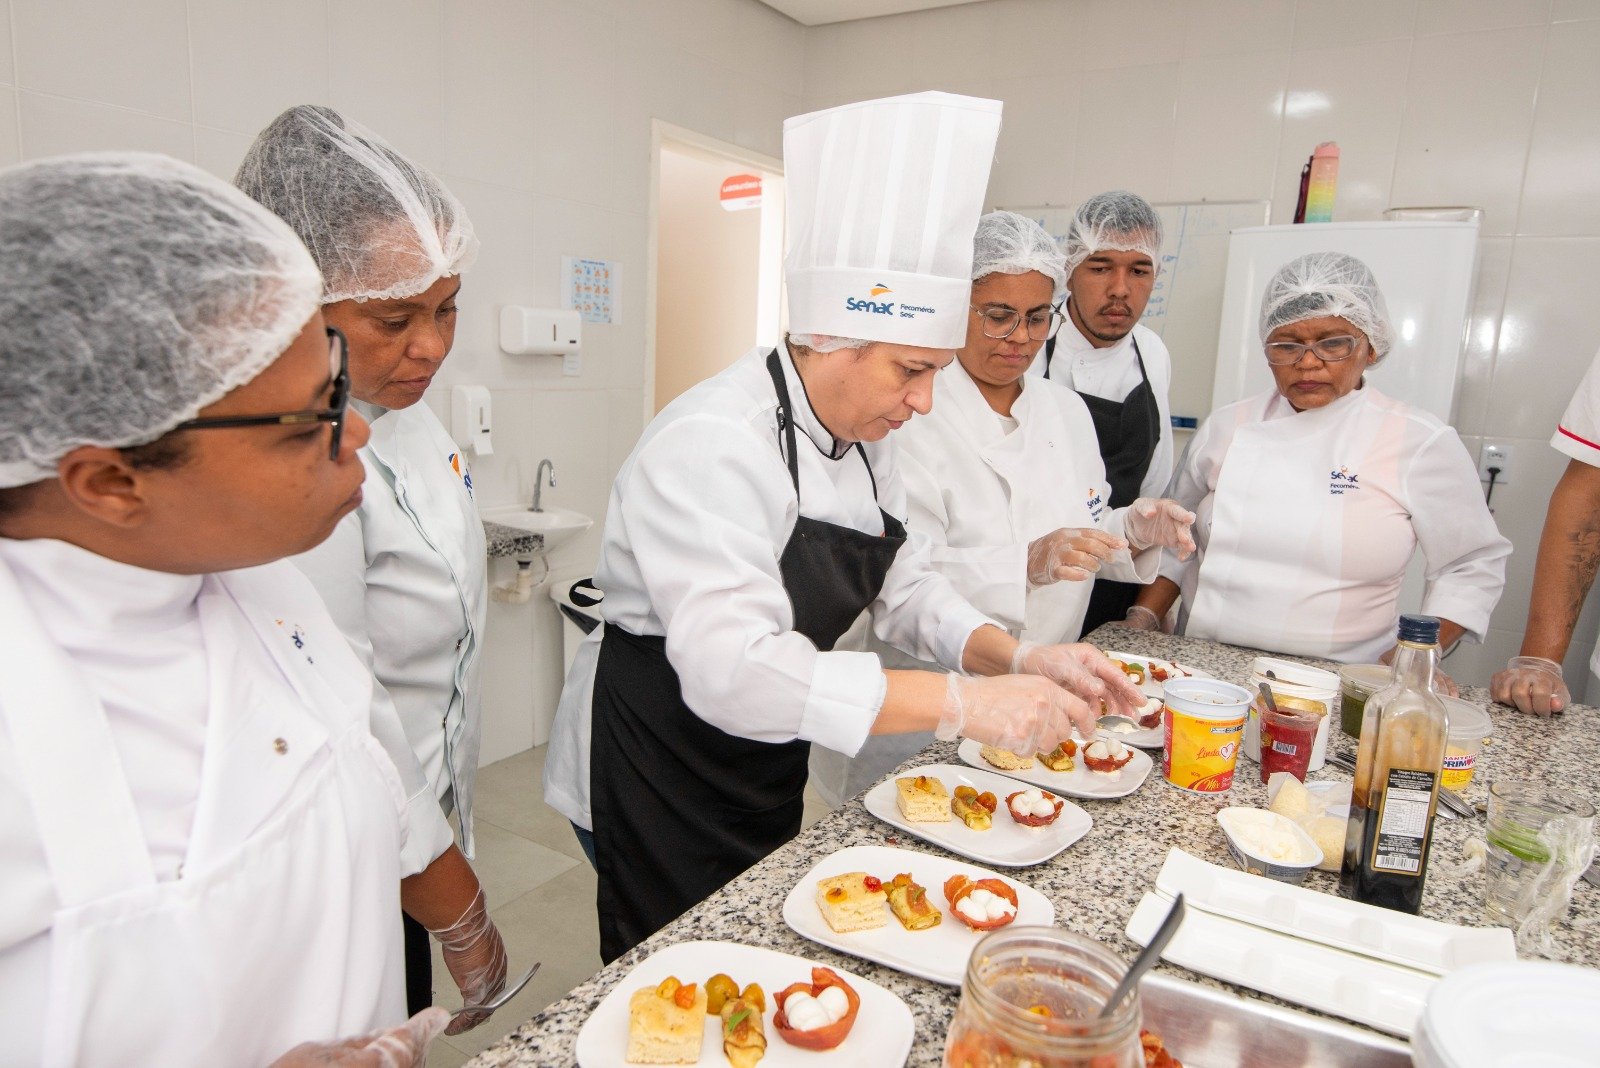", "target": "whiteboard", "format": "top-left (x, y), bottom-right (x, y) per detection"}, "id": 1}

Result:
top-left (999, 200), bottom-right (1271, 426)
